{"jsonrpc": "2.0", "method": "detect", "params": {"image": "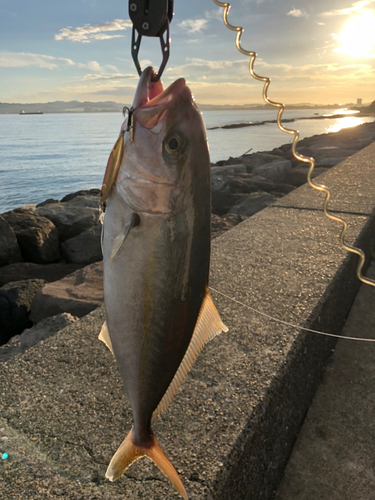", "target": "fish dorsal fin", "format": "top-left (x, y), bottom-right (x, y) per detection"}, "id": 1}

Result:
top-left (98, 321), bottom-right (114, 356)
top-left (152, 292), bottom-right (228, 421)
